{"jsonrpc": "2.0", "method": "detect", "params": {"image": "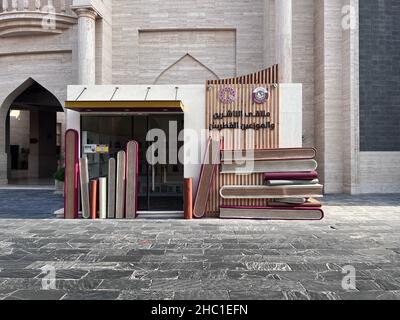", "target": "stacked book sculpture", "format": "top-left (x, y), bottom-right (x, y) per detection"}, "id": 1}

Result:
top-left (219, 148), bottom-right (324, 221)
top-left (72, 140), bottom-right (139, 220)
